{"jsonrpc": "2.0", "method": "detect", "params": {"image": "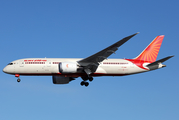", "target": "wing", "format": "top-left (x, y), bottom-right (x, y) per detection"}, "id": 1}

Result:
top-left (78, 33), bottom-right (139, 66)
top-left (78, 33), bottom-right (139, 76)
